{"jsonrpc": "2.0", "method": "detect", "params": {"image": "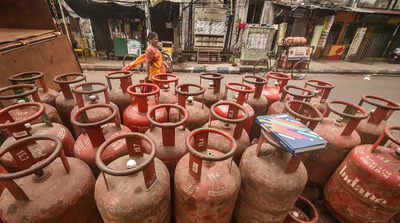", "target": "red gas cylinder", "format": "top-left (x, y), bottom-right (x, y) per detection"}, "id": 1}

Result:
top-left (0, 84), bottom-right (62, 124)
top-left (174, 128), bottom-right (241, 222)
top-left (394, 214), bottom-right (400, 223)
top-left (234, 130), bottom-right (308, 223)
top-left (152, 73), bottom-right (179, 104)
top-left (0, 102), bottom-right (75, 160)
top-left (324, 126), bottom-right (400, 223)
top-left (54, 73), bottom-right (86, 133)
top-left (145, 104), bottom-right (189, 175)
top-left (194, 72), bottom-right (224, 108)
top-left (105, 71), bottom-right (133, 117)
top-left (215, 82), bottom-right (254, 135)
top-left (123, 83), bottom-right (167, 133)
top-left (356, 95), bottom-right (400, 145)
top-left (304, 101), bottom-right (368, 187)
top-left (242, 74), bottom-right (269, 140)
top-left (71, 104), bottom-right (130, 174)
top-left (205, 100), bottom-right (250, 163)
top-left (8, 71), bottom-right (59, 107)
top-left (71, 81), bottom-right (120, 136)
top-left (95, 133), bottom-right (171, 222)
top-left (242, 74), bottom-right (269, 115)
top-left (284, 196), bottom-right (319, 223)
top-left (0, 135), bottom-right (99, 223)
top-left (262, 72), bottom-right (291, 109)
top-left (304, 80), bottom-right (335, 115)
top-left (174, 83), bottom-right (210, 130)
top-left (267, 85), bottom-right (314, 115)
